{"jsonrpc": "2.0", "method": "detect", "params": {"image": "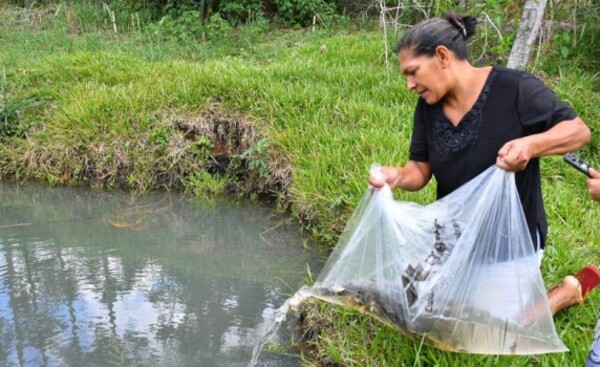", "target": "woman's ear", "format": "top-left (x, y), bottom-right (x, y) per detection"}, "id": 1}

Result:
top-left (435, 46), bottom-right (451, 68)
